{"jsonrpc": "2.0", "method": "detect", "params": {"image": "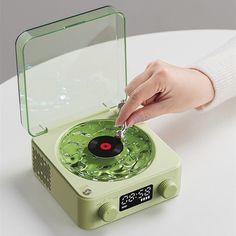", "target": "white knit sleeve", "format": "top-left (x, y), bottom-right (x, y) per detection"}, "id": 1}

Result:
top-left (192, 36), bottom-right (236, 110)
